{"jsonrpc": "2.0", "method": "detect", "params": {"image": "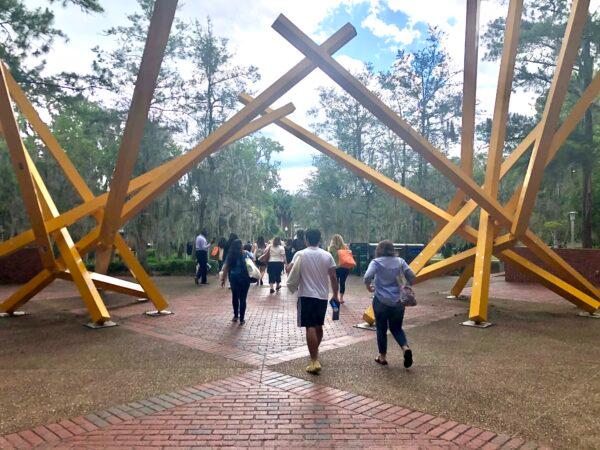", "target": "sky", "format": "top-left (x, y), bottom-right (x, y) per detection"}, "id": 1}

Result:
top-left (26, 0), bottom-right (595, 191)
